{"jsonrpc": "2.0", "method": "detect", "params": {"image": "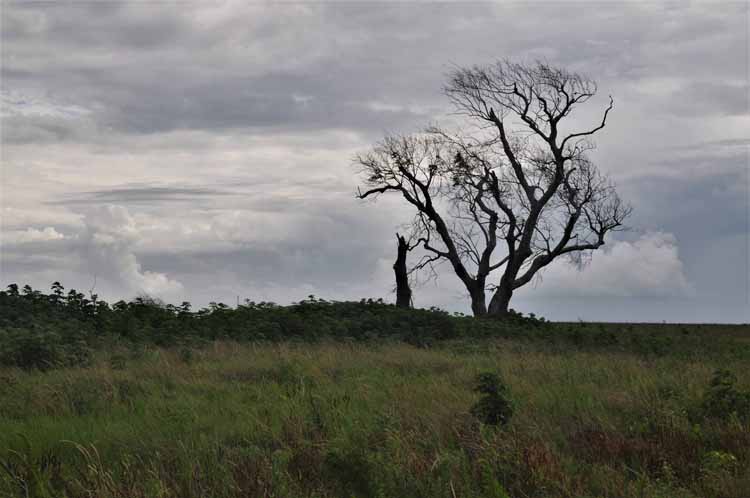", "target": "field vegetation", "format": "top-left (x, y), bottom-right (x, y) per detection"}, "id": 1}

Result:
top-left (1, 283), bottom-right (749, 497)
